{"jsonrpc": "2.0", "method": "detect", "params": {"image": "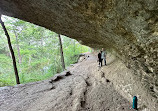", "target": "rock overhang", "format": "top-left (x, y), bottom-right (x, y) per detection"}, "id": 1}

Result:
top-left (0, 0), bottom-right (158, 101)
